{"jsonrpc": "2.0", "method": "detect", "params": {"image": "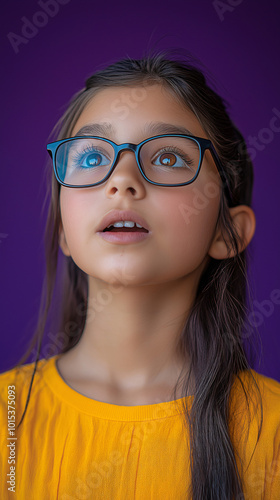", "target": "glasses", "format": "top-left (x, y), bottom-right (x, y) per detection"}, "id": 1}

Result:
top-left (47, 134), bottom-right (233, 205)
